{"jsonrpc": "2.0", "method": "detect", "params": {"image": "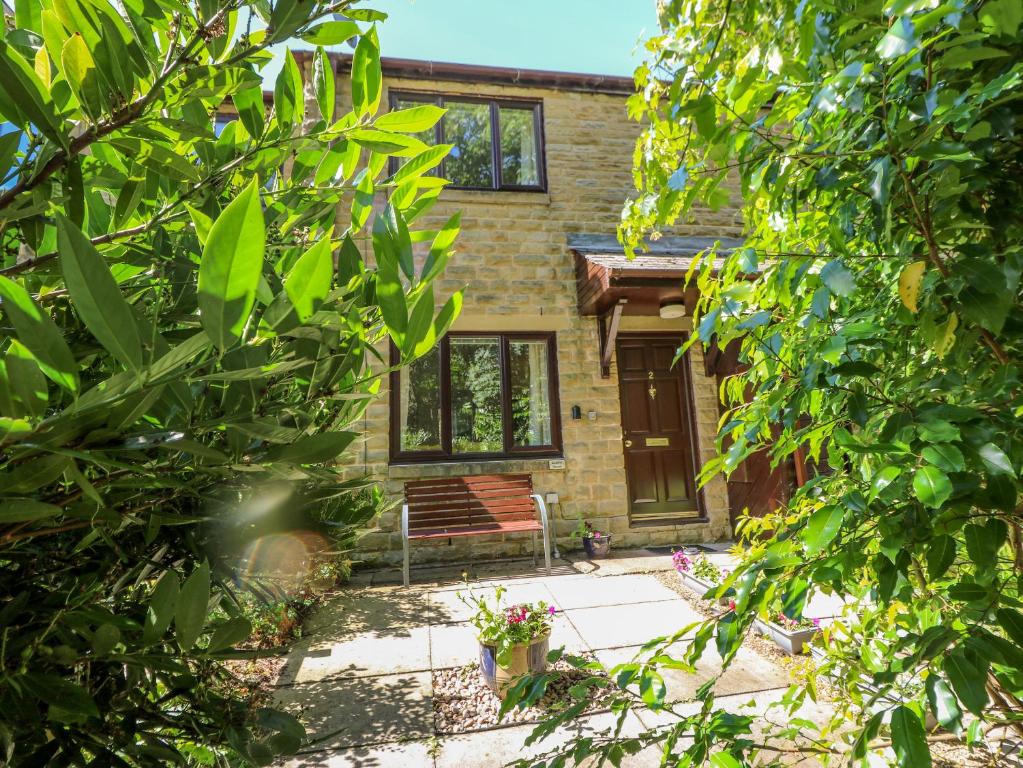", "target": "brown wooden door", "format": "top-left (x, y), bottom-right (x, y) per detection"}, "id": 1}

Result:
top-left (616, 335), bottom-right (700, 523)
